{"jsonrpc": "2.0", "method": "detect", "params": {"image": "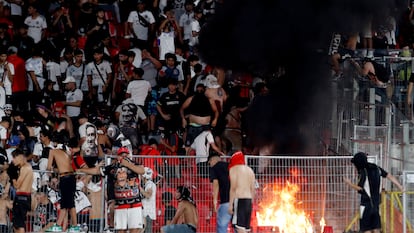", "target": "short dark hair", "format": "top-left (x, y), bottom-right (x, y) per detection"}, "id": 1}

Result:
top-left (133, 67), bottom-right (144, 77)
top-left (164, 53), bottom-right (177, 61)
top-left (12, 148), bottom-right (26, 158)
